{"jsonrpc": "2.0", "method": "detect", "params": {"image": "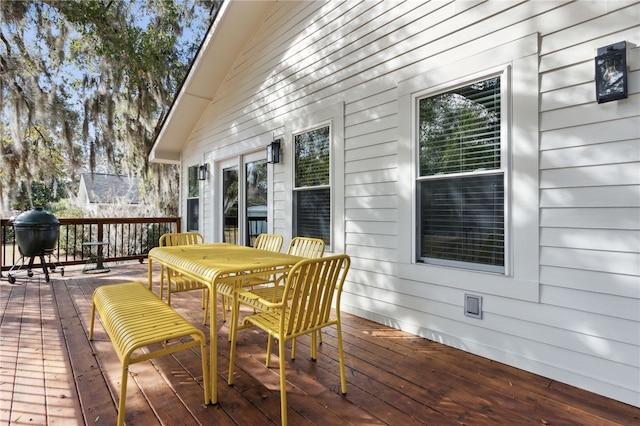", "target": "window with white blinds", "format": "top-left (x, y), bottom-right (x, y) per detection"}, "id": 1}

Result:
top-left (294, 125), bottom-right (331, 247)
top-left (417, 75), bottom-right (505, 273)
top-left (186, 165), bottom-right (199, 231)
